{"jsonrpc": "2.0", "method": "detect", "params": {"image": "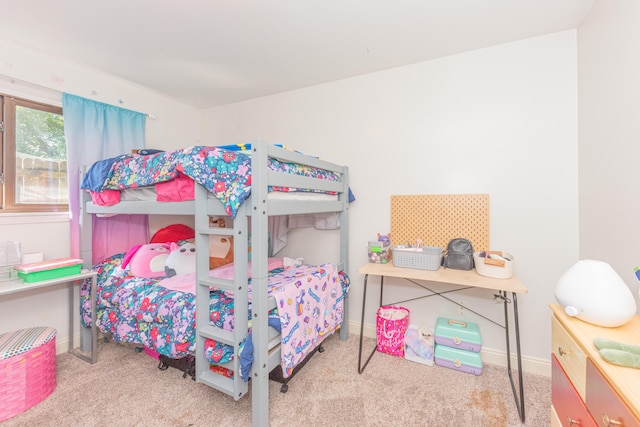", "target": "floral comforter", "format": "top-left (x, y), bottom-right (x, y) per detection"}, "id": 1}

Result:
top-left (80, 253), bottom-right (350, 378)
top-left (81, 145), bottom-right (341, 217)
